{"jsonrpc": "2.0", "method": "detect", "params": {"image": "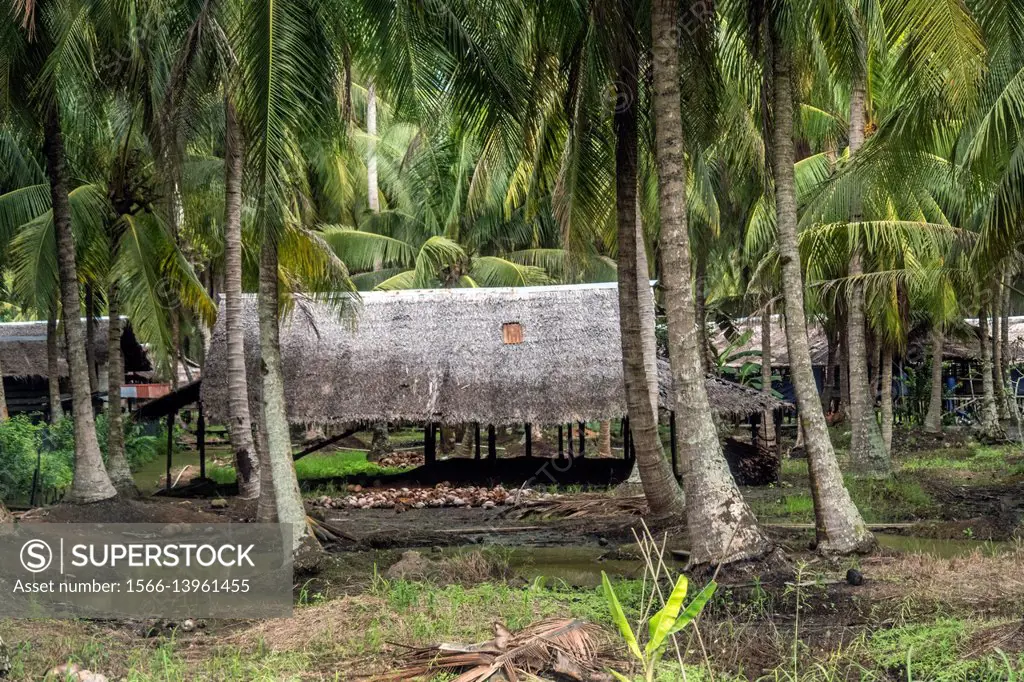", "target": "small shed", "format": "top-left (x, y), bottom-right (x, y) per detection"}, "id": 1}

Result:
top-left (0, 318), bottom-right (153, 415)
